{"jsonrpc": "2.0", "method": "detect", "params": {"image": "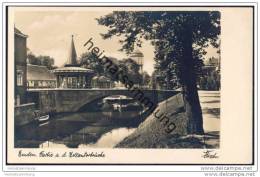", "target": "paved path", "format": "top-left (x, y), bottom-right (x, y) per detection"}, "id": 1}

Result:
top-left (199, 91), bottom-right (220, 133)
